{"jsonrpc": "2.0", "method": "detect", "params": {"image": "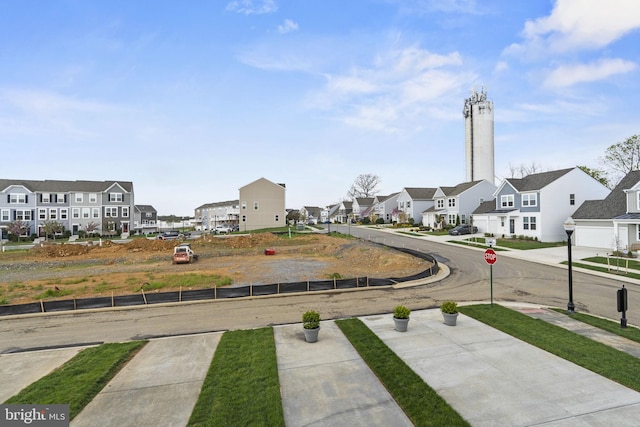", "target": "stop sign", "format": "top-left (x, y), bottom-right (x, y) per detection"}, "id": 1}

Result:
top-left (484, 248), bottom-right (497, 265)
